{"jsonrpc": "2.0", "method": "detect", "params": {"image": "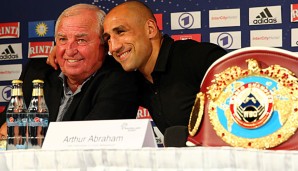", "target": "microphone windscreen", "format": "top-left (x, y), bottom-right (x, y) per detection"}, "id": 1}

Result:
top-left (164, 126), bottom-right (188, 147)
